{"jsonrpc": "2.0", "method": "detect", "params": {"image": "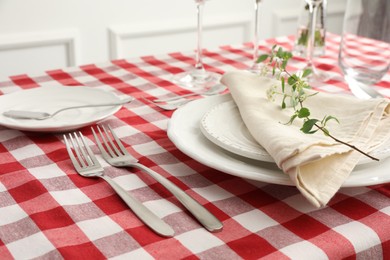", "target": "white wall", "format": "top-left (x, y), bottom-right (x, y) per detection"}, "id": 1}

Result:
top-left (0, 0), bottom-right (346, 77)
